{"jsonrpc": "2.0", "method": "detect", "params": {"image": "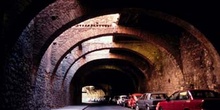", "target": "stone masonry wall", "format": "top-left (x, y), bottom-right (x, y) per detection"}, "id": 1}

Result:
top-left (180, 32), bottom-right (217, 90)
